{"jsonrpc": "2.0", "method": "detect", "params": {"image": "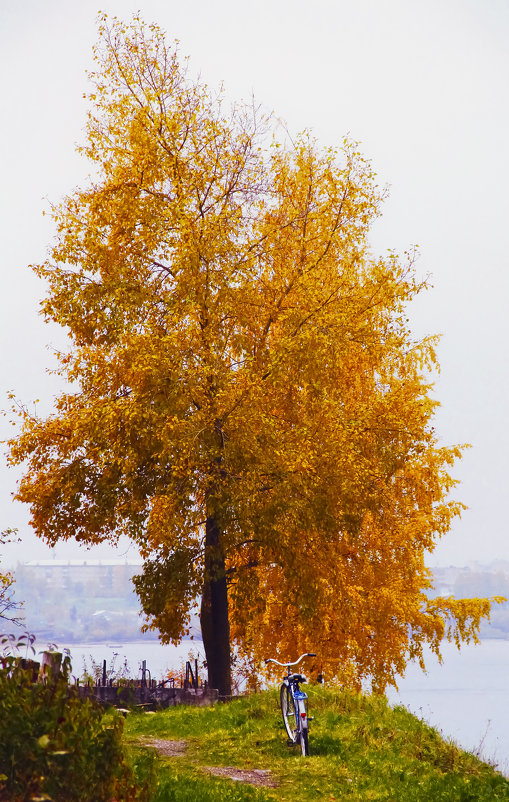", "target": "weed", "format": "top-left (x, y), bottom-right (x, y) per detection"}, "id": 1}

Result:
top-left (80, 650), bottom-right (134, 684)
